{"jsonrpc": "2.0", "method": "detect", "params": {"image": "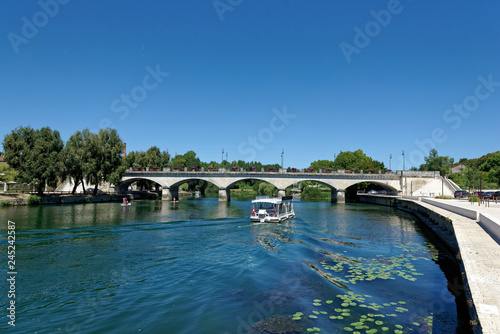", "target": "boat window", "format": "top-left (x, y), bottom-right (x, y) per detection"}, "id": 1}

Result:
top-left (256, 202), bottom-right (275, 211)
